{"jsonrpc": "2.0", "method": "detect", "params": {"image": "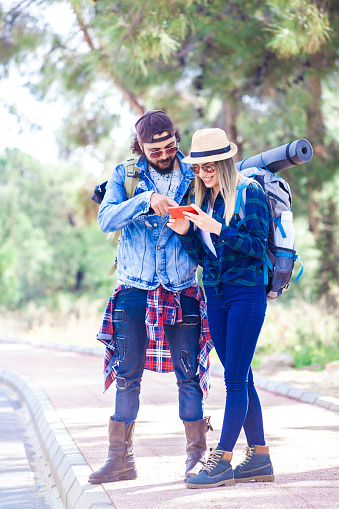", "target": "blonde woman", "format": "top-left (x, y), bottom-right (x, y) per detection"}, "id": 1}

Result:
top-left (168, 128), bottom-right (274, 488)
